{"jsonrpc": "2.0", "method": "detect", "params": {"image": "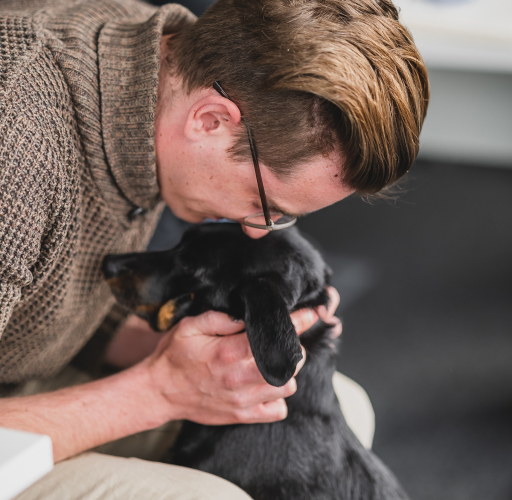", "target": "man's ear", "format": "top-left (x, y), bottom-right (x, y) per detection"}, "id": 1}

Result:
top-left (184, 95), bottom-right (242, 142)
top-left (239, 276), bottom-right (303, 387)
